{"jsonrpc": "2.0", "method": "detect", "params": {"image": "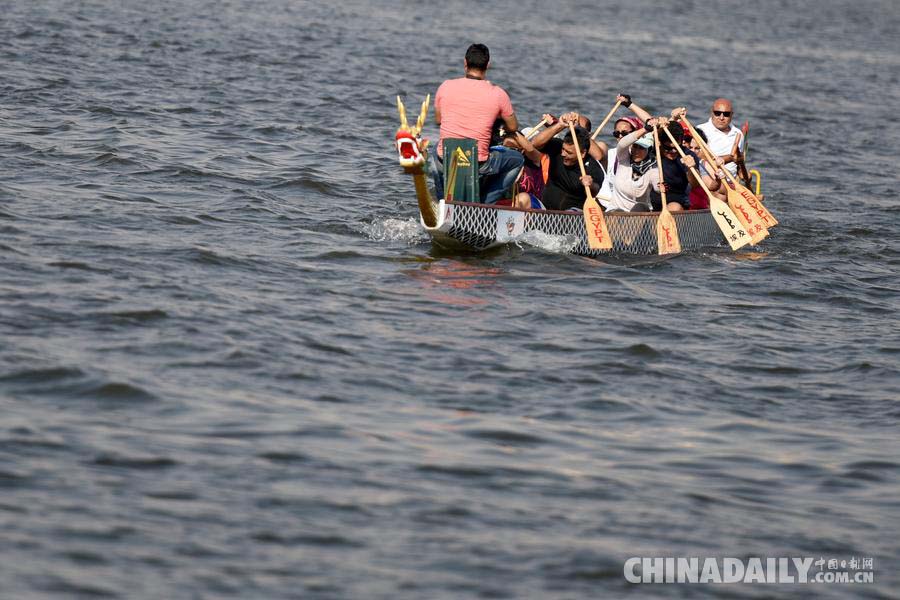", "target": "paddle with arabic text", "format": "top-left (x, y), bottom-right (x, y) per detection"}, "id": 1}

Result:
top-left (660, 125), bottom-right (751, 251)
top-left (680, 115), bottom-right (778, 234)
